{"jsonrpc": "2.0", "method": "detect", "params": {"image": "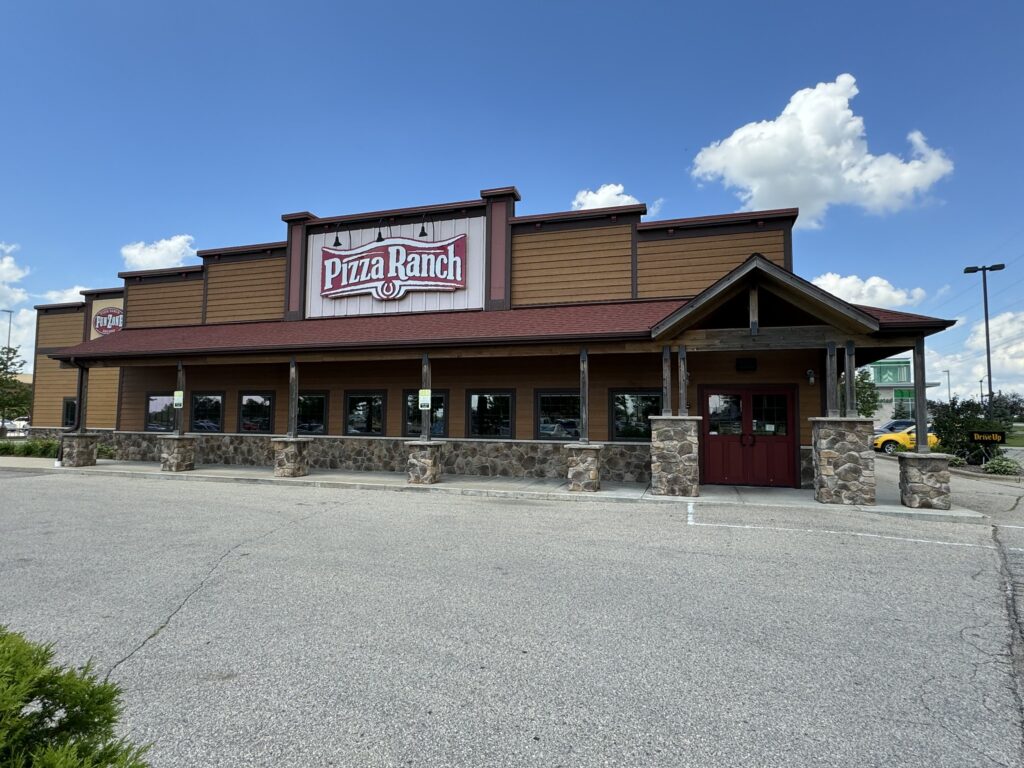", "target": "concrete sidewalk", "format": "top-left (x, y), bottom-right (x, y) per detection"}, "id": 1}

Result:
top-left (0, 455), bottom-right (987, 522)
